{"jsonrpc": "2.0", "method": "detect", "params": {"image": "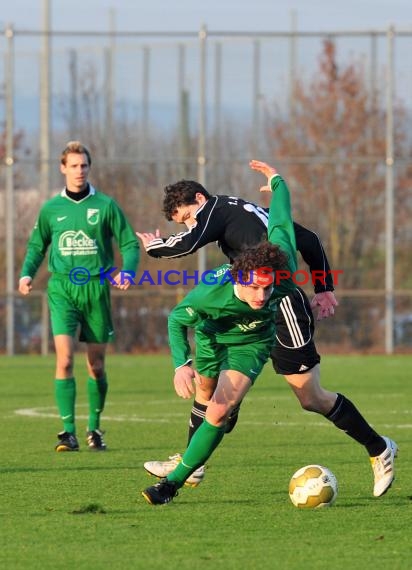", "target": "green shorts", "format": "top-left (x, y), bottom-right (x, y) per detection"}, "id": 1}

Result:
top-left (47, 274), bottom-right (114, 343)
top-left (194, 329), bottom-right (273, 384)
